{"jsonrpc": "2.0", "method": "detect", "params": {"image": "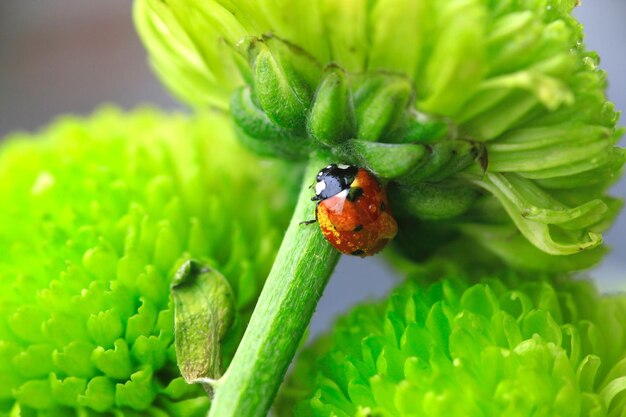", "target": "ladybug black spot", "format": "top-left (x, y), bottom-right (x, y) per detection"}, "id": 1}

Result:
top-left (347, 187), bottom-right (364, 202)
top-left (351, 249), bottom-right (365, 256)
top-left (380, 202), bottom-right (386, 211)
top-left (354, 224), bottom-right (363, 232)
